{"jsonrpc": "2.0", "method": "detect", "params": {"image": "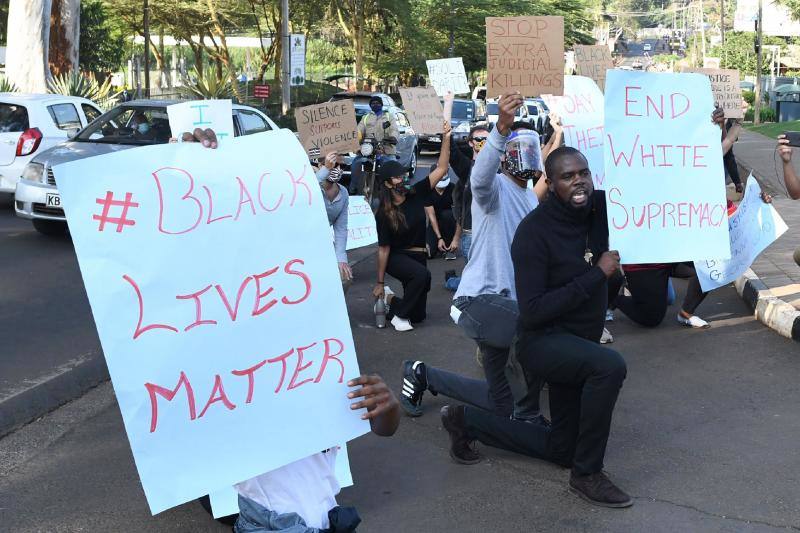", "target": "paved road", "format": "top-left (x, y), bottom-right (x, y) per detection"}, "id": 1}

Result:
top-left (2, 238), bottom-right (799, 531)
